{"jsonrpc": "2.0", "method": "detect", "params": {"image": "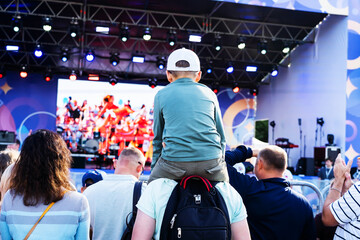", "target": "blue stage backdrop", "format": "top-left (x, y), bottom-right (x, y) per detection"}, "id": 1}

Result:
top-left (0, 71), bottom-right (57, 143)
top-left (345, 0), bottom-right (360, 165)
top-left (217, 88), bottom-right (256, 148)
